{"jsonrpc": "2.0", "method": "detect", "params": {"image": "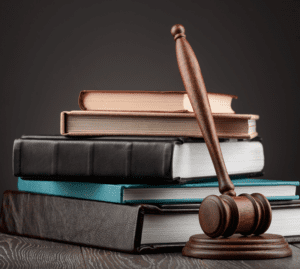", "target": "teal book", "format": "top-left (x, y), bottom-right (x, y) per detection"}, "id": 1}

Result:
top-left (18, 178), bottom-right (299, 204)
